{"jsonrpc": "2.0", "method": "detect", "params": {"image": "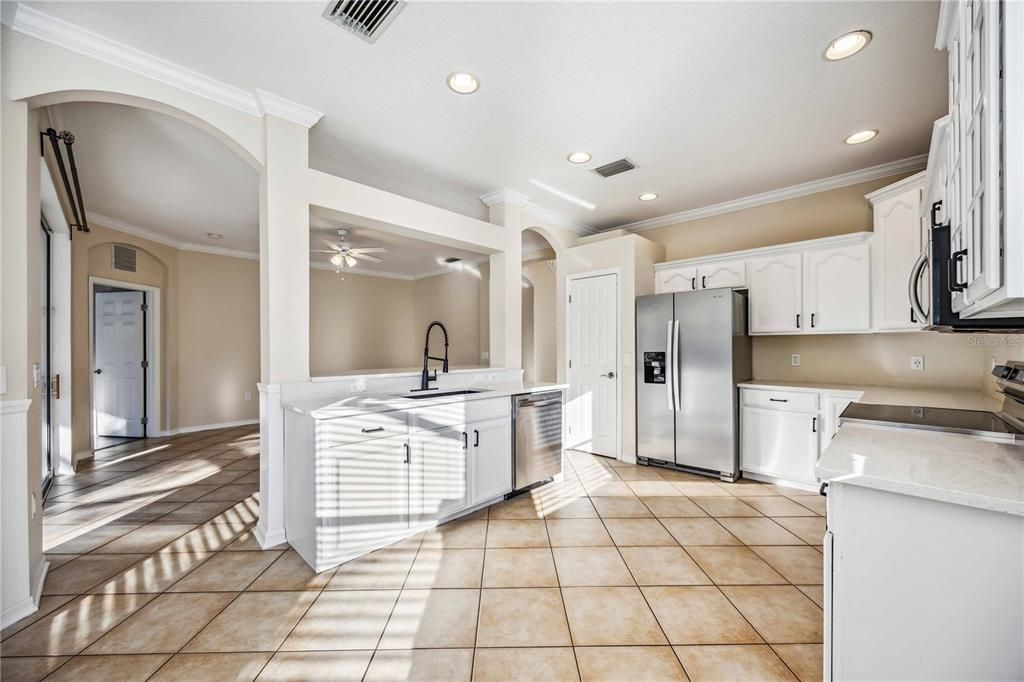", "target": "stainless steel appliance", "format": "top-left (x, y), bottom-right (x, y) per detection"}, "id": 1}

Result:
top-left (909, 201), bottom-right (1024, 332)
top-left (635, 289), bottom-right (752, 481)
top-left (839, 360), bottom-right (1024, 442)
top-left (511, 391), bottom-right (563, 493)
